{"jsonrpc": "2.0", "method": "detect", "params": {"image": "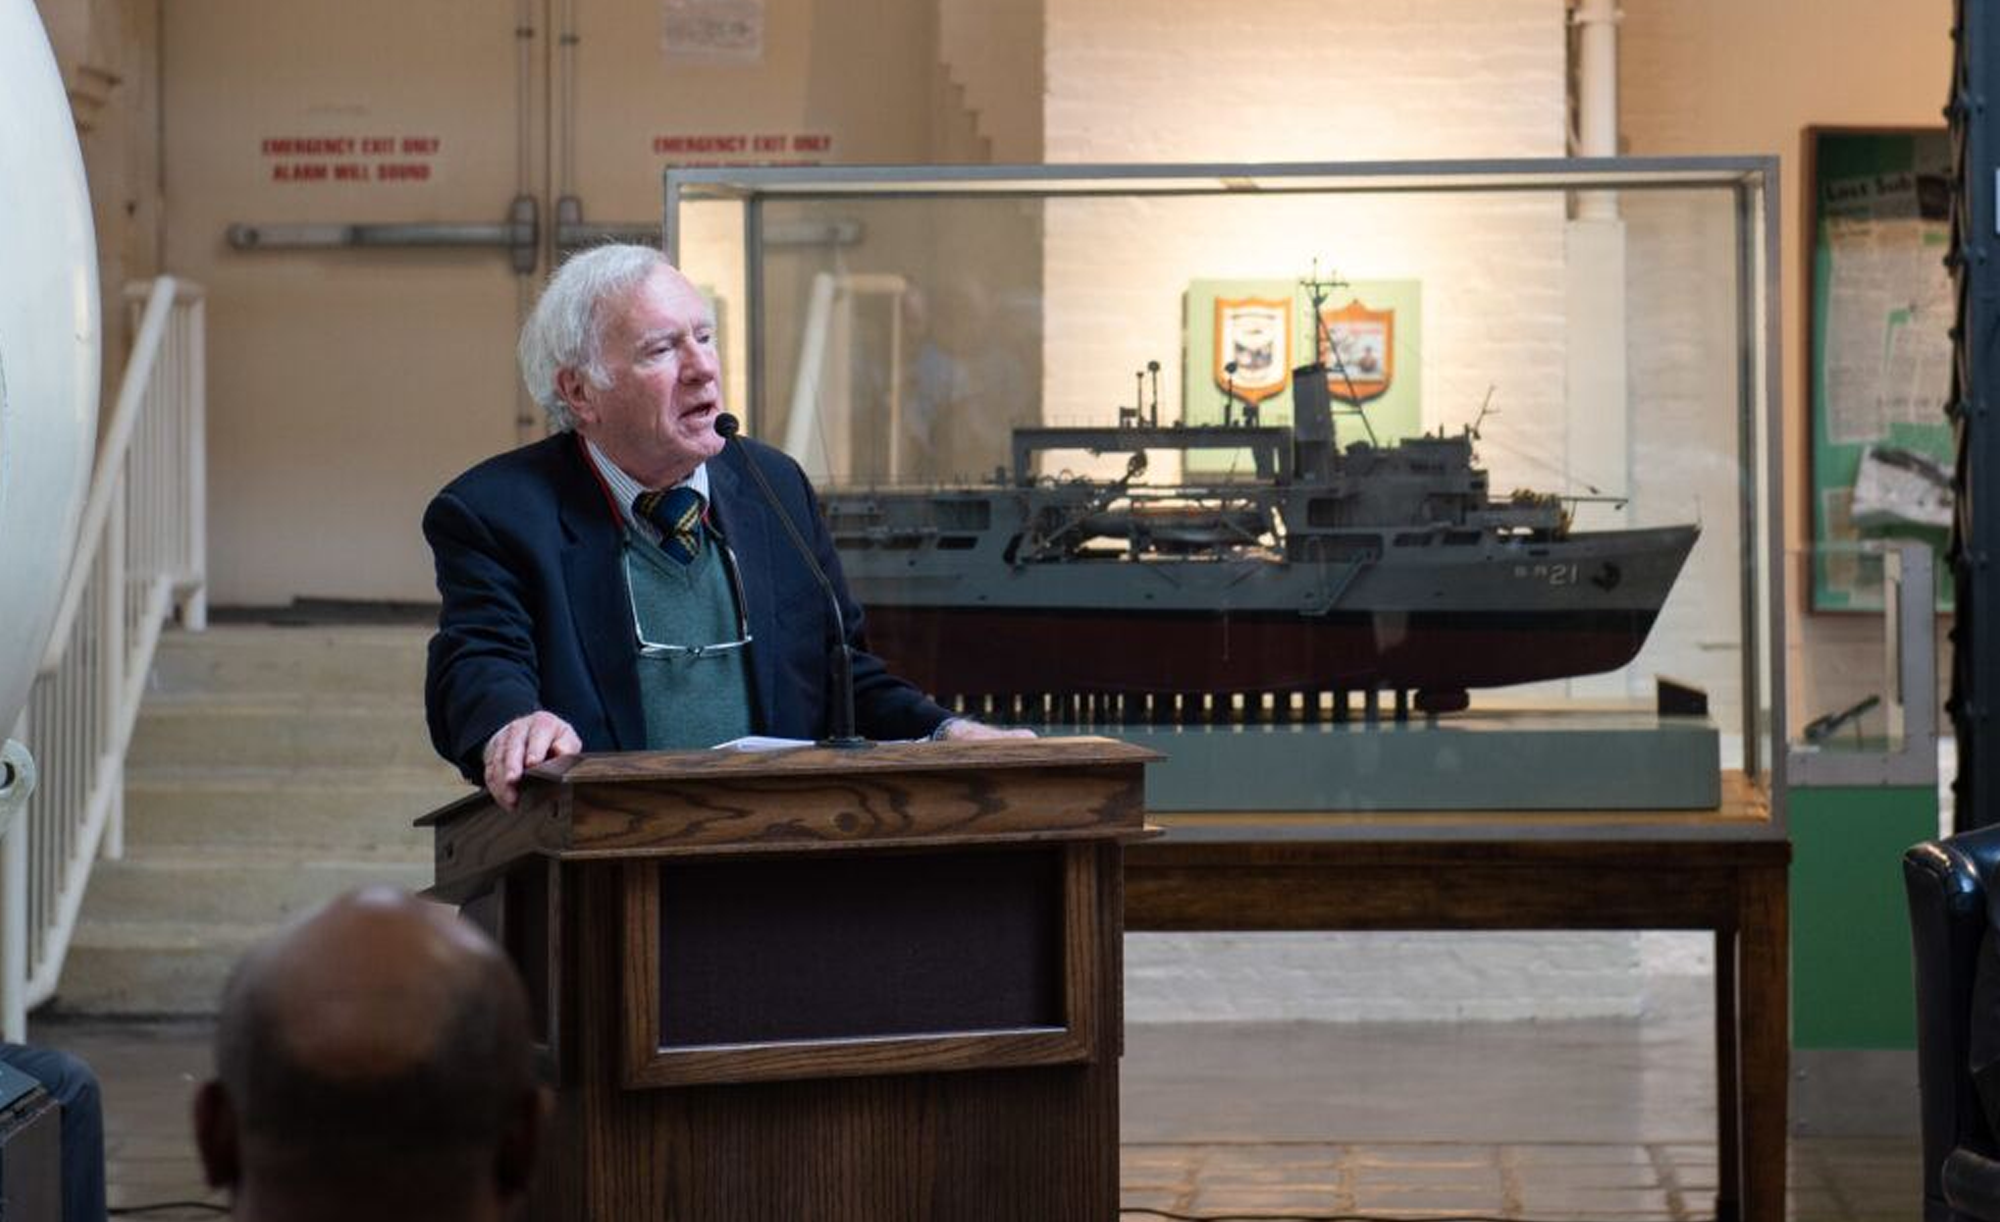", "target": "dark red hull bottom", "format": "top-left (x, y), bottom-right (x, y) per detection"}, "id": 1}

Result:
top-left (860, 606), bottom-right (1664, 699)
